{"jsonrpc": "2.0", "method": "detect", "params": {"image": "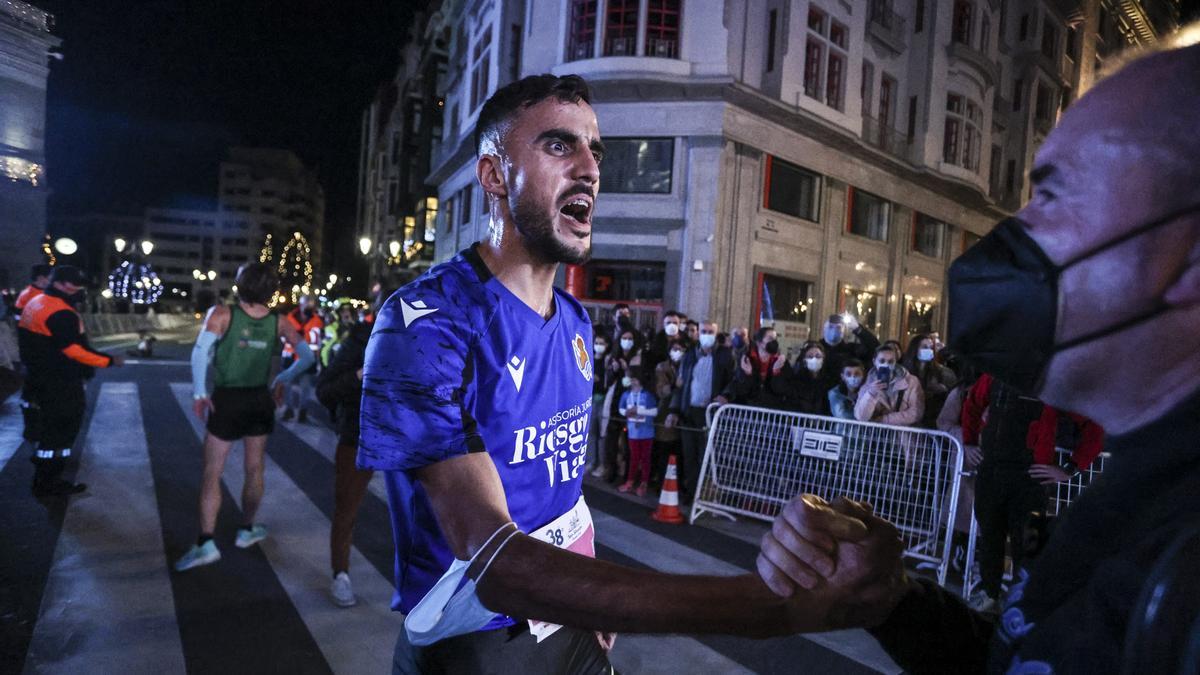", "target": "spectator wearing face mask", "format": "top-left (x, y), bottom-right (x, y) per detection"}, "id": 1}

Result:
top-left (819, 313), bottom-right (880, 374)
top-left (610, 303), bottom-right (634, 347)
top-left (651, 339), bottom-right (686, 488)
top-left (828, 358), bottom-right (866, 420)
top-left (618, 366), bottom-right (657, 497)
top-left (666, 321), bottom-right (735, 503)
top-left (722, 326), bottom-right (789, 408)
top-left (854, 344), bottom-right (925, 426)
top-left (599, 329), bottom-right (641, 484)
top-left (586, 334), bottom-right (611, 476)
top-left (901, 334), bottom-right (958, 429)
top-left (730, 326), bottom-right (749, 360)
top-left (782, 341), bottom-right (835, 415)
top-left (644, 310), bottom-right (683, 376)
